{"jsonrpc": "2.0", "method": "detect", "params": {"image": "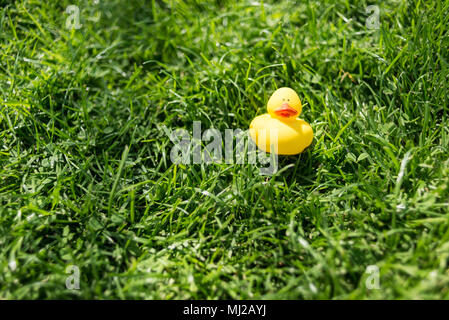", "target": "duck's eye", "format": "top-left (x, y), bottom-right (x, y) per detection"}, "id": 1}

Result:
top-left (288, 99), bottom-right (290, 101)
